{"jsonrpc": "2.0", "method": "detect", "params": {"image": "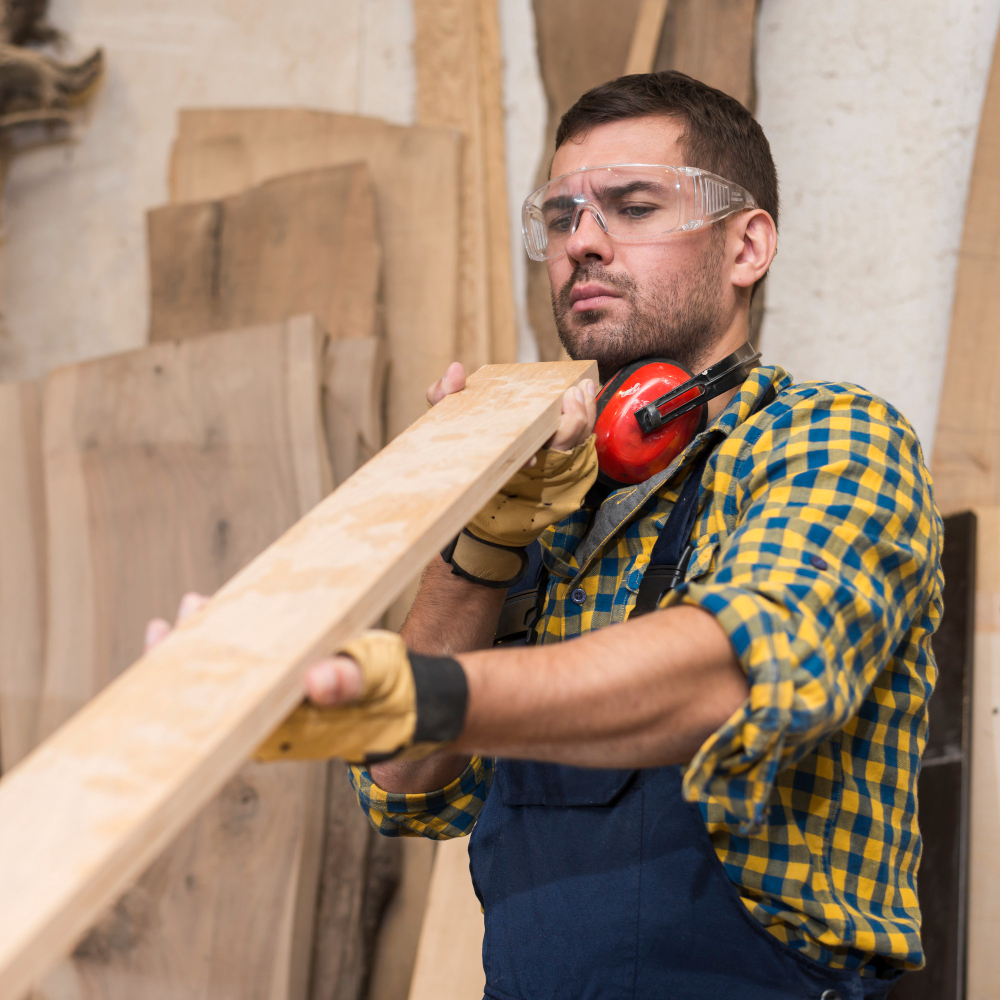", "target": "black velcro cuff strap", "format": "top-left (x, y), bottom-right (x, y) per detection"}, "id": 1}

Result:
top-left (409, 652), bottom-right (469, 743)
